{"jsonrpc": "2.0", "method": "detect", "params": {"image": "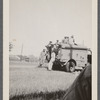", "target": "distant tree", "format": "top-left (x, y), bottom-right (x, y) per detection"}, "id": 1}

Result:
top-left (9, 42), bottom-right (13, 52)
